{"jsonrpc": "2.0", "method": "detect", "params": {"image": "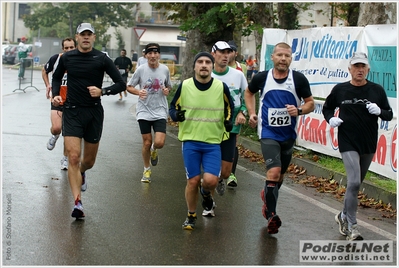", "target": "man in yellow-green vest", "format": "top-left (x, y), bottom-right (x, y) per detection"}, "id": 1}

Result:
top-left (169, 52), bottom-right (234, 230)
